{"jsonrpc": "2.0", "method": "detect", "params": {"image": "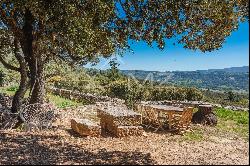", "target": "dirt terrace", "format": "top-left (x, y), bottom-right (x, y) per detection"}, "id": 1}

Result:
top-left (0, 105), bottom-right (249, 165)
top-left (0, 127), bottom-right (248, 165)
